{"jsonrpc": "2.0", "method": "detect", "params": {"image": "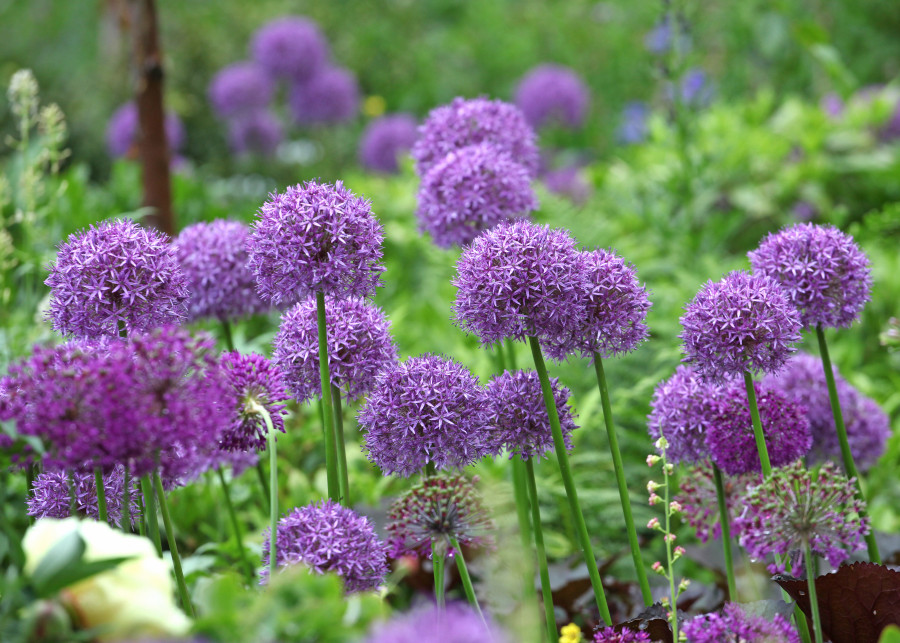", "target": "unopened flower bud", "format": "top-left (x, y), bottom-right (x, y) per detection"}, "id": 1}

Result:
top-left (652, 561), bottom-right (665, 575)
top-left (646, 454), bottom-right (661, 467)
top-left (647, 480), bottom-right (660, 493)
top-left (647, 517), bottom-right (661, 530)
